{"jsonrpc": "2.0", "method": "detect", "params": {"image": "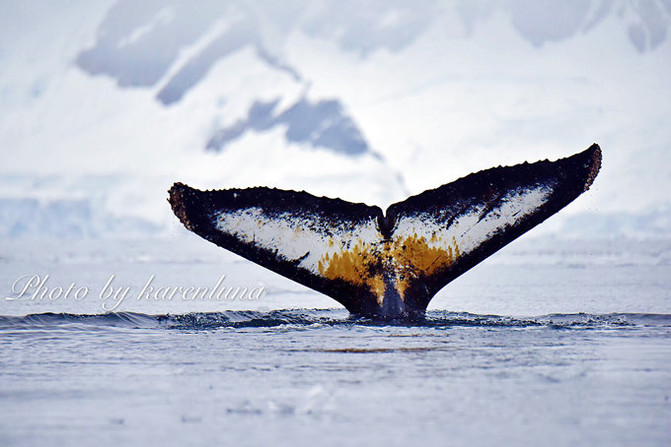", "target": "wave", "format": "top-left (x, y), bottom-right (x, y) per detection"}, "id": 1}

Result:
top-left (0, 309), bottom-right (670, 330)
